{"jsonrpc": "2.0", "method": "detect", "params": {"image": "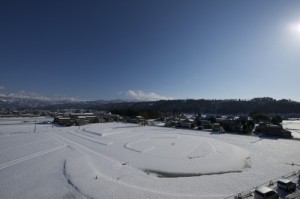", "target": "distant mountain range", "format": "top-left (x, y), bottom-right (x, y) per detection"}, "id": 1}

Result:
top-left (1, 95), bottom-right (300, 115)
top-left (0, 95), bottom-right (74, 109)
top-left (0, 95), bottom-right (129, 109)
